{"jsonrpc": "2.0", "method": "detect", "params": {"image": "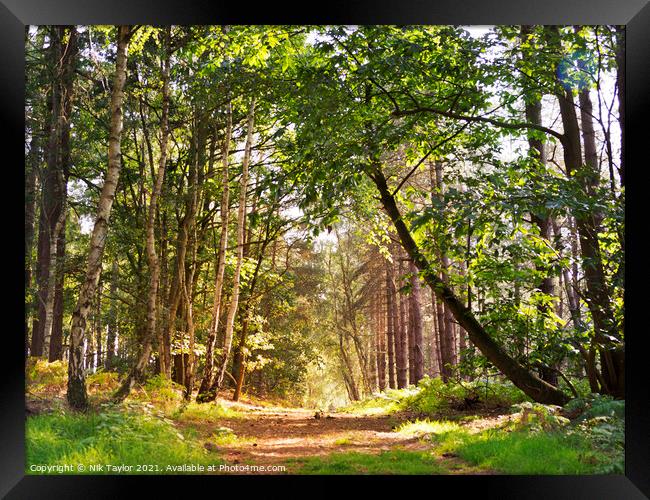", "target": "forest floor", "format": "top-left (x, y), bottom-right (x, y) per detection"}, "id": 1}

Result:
top-left (26, 365), bottom-right (623, 475)
top-left (174, 393), bottom-right (500, 474)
